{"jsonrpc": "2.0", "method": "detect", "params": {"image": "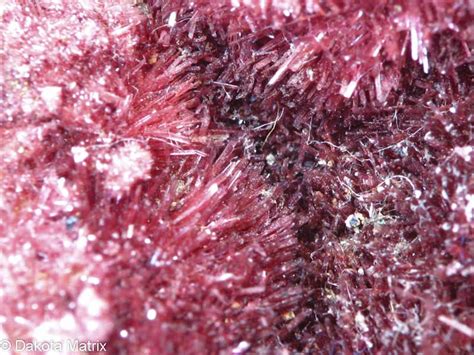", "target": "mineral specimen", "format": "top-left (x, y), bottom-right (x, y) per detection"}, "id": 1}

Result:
top-left (0, 0), bottom-right (472, 353)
